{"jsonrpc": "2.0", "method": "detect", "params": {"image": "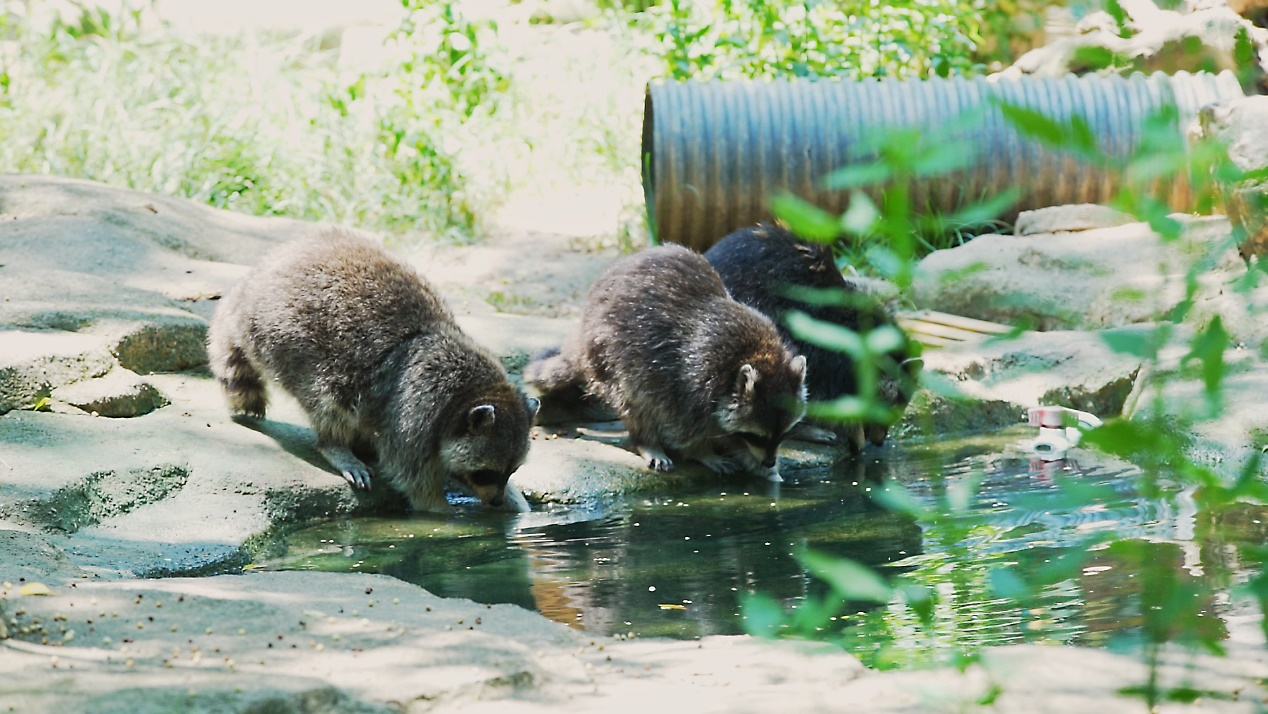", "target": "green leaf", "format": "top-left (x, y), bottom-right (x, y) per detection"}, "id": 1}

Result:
top-left (939, 187), bottom-right (1021, 228)
top-left (1099, 326), bottom-right (1160, 358)
top-left (998, 103), bottom-right (1097, 157)
top-left (864, 325), bottom-right (905, 355)
top-left (946, 471), bottom-right (983, 514)
top-left (740, 593), bottom-right (787, 638)
top-left (869, 480), bottom-right (928, 518)
top-left (797, 549), bottom-right (893, 603)
top-left (1184, 316), bottom-right (1228, 403)
top-left (912, 141), bottom-right (973, 177)
top-left (822, 161), bottom-right (892, 191)
top-left (897, 583), bottom-right (935, 627)
top-left (1070, 45), bottom-right (1118, 71)
top-left (785, 311), bottom-right (863, 355)
top-left (988, 566), bottom-right (1029, 600)
top-left (770, 193), bottom-right (840, 243)
top-left (840, 190), bottom-right (879, 236)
